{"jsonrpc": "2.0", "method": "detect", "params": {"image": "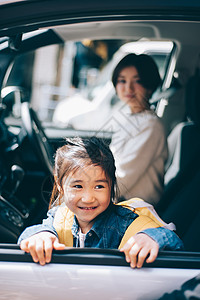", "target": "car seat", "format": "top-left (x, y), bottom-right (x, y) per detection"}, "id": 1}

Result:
top-left (156, 66), bottom-right (200, 251)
